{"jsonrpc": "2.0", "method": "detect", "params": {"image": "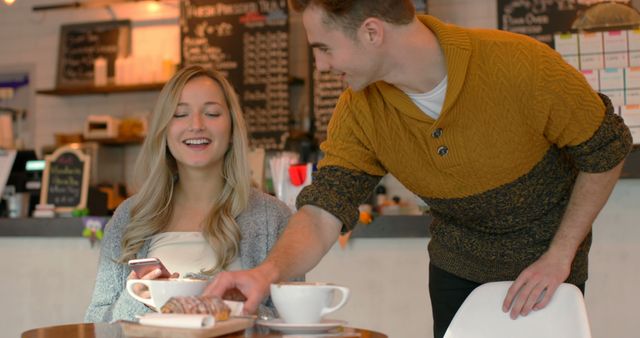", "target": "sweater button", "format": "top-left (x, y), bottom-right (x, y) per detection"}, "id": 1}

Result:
top-left (432, 128), bottom-right (443, 138)
top-left (437, 145), bottom-right (448, 156)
